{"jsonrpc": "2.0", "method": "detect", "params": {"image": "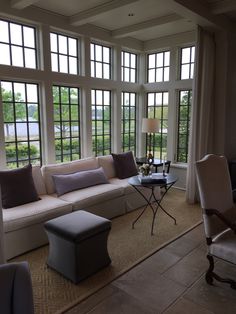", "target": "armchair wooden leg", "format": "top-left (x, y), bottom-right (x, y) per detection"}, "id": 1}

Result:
top-left (206, 254), bottom-right (236, 289)
top-left (205, 254), bottom-right (214, 285)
